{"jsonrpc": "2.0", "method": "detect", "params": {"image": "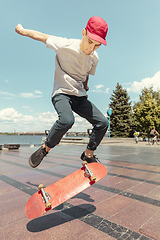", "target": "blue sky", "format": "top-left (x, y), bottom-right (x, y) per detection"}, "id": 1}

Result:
top-left (1, 0), bottom-right (160, 132)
